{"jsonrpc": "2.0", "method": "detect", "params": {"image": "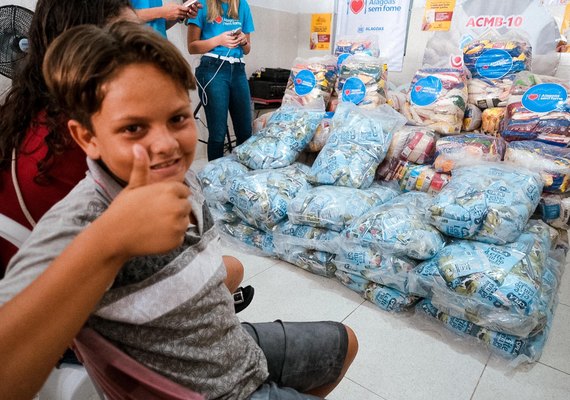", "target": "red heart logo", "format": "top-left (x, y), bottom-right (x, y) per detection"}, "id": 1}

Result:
top-left (215, 16), bottom-right (222, 24)
top-left (345, 89), bottom-right (351, 95)
top-left (528, 94), bottom-right (539, 101)
top-left (295, 78), bottom-right (302, 84)
top-left (350, 0), bottom-right (364, 14)
top-left (482, 65), bottom-right (489, 69)
top-left (415, 85), bottom-right (423, 92)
